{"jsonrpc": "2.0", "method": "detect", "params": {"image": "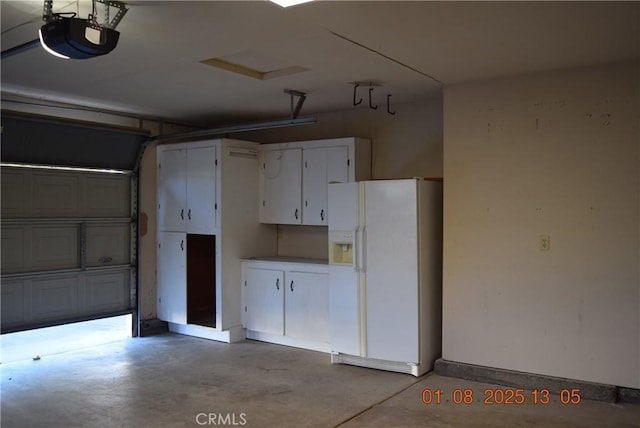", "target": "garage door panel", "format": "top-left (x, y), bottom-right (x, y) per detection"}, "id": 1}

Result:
top-left (32, 173), bottom-right (80, 216)
top-left (1, 169), bottom-right (28, 217)
top-left (31, 276), bottom-right (79, 321)
top-left (1, 270), bottom-right (132, 331)
top-left (1, 280), bottom-right (26, 324)
top-left (1, 227), bottom-right (27, 273)
top-left (85, 271), bottom-right (129, 312)
top-left (32, 226), bottom-right (79, 271)
top-left (86, 224), bottom-right (130, 267)
top-left (2, 169), bottom-right (130, 219)
top-left (84, 175), bottom-right (130, 217)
